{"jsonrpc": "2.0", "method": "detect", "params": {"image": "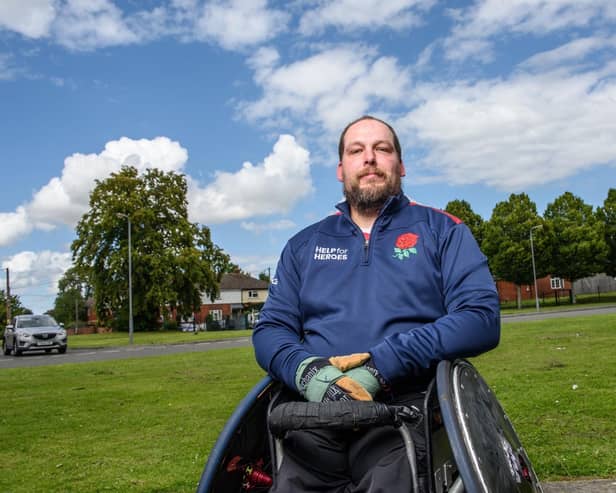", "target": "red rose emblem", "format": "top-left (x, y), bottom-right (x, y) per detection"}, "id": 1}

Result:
top-left (395, 233), bottom-right (418, 249)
